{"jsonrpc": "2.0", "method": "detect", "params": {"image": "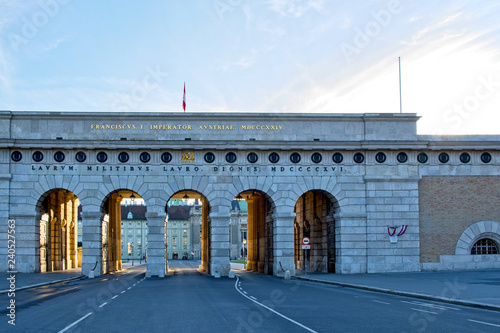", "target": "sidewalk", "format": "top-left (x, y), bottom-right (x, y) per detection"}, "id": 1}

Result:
top-left (0, 262), bottom-right (146, 294)
top-left (0, 268), bottom-right (83, 294)
top-left (295, 268), bottom-right (500, 311)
